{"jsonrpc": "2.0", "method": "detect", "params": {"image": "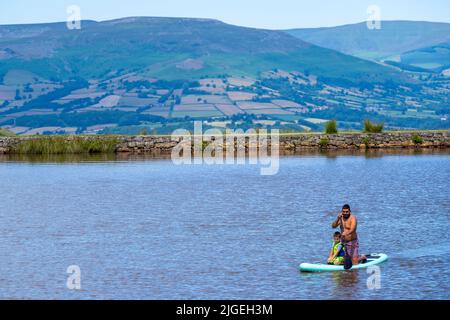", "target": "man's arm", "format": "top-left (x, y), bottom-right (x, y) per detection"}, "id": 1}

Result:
top-left (332, 213), bottom-right (342, 228)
